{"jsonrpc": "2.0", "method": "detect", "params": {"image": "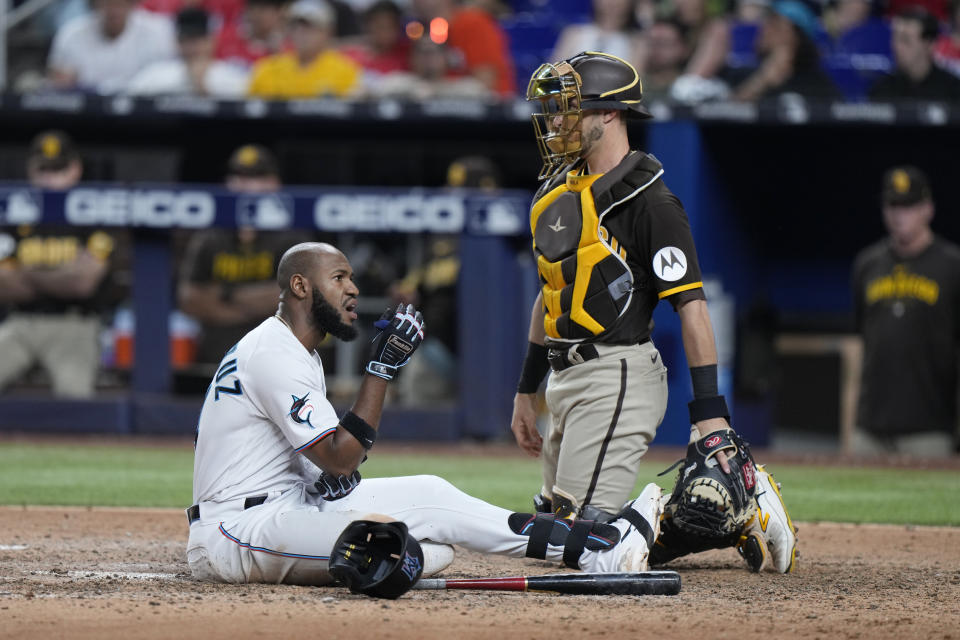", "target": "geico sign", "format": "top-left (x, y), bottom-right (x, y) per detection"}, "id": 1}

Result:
top-left (65, 189), bottom-right (216, 228)
top-left (314, 194), bottom-right (464, 232)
